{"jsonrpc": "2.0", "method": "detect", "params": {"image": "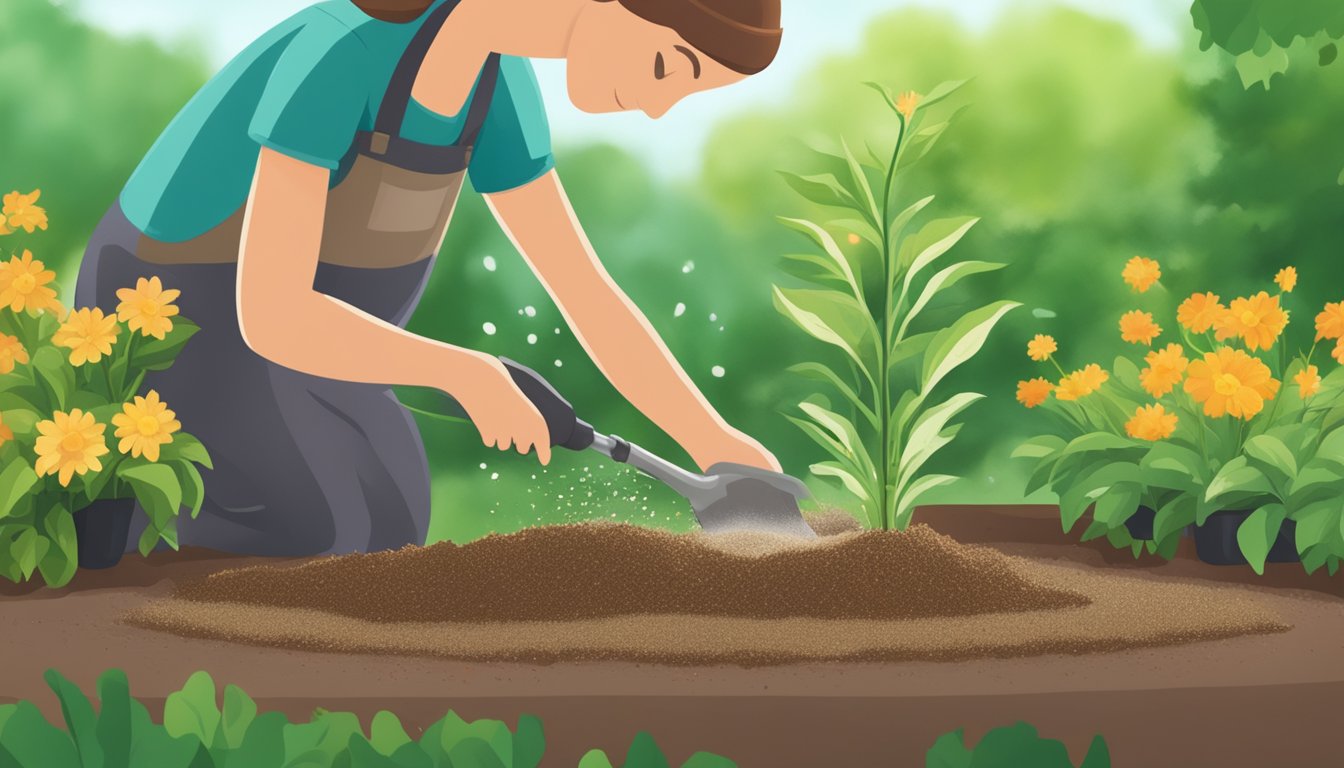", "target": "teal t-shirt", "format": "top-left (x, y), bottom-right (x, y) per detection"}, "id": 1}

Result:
top-left (121, 0), bottom-right (554, 243)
